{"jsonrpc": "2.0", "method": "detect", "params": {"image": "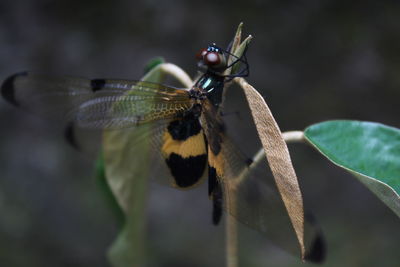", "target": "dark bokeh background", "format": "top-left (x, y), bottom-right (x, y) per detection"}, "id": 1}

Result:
top-left (1, 0), bottom-right (400, 266)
